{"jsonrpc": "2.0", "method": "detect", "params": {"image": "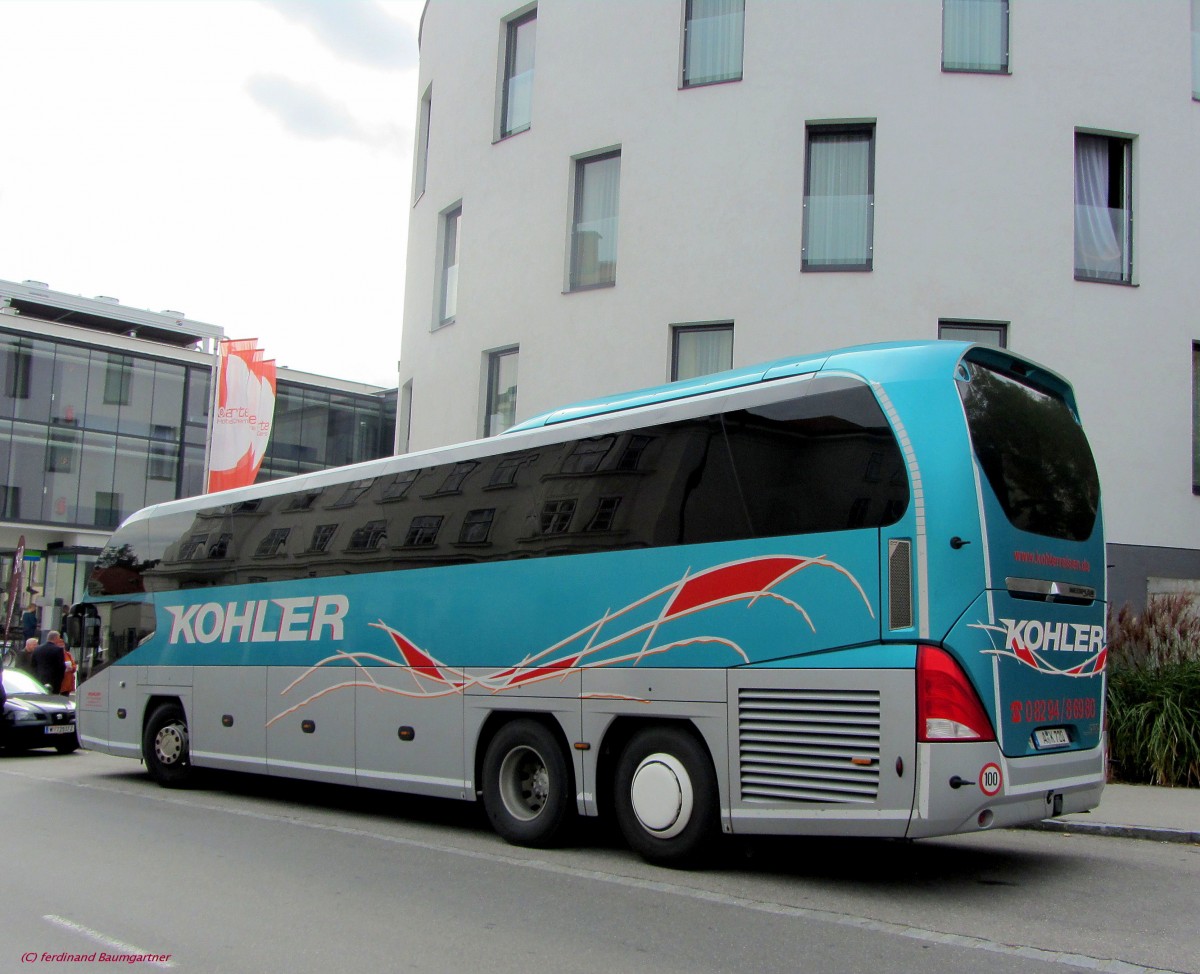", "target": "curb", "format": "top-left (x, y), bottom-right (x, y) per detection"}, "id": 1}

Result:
top-left (1022, 819), bottom-right (1200, 844)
